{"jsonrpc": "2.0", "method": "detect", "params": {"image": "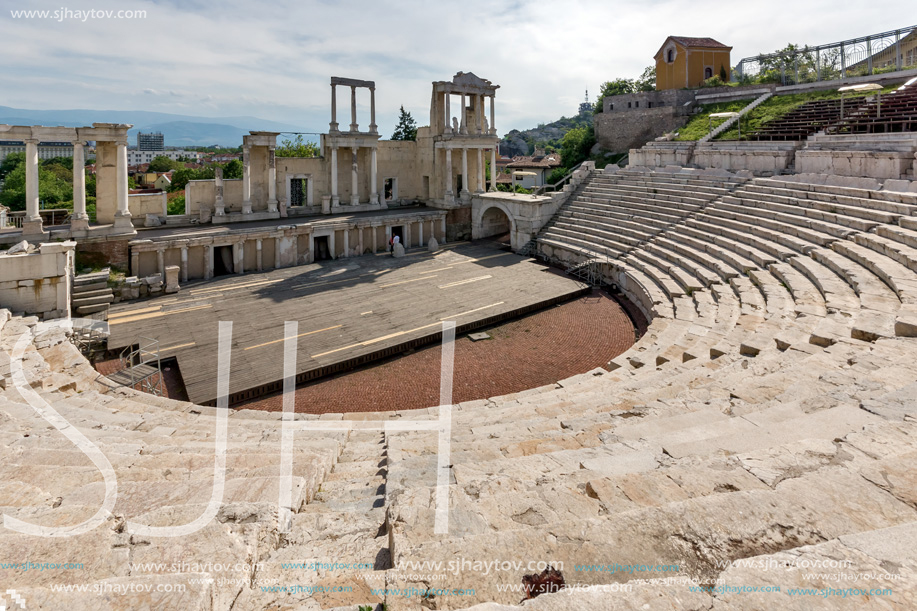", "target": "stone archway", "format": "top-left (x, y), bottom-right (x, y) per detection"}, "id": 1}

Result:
top-left (473, 201), bottom-right (516, 246)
